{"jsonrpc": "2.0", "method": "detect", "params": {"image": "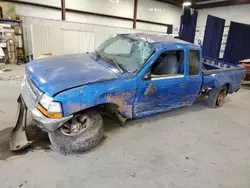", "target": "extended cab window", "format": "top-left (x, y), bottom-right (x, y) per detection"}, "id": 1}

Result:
top-left (189, 50), bottom-right (200, 75)
top-left (151, 50), bottom-right (184, 77)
